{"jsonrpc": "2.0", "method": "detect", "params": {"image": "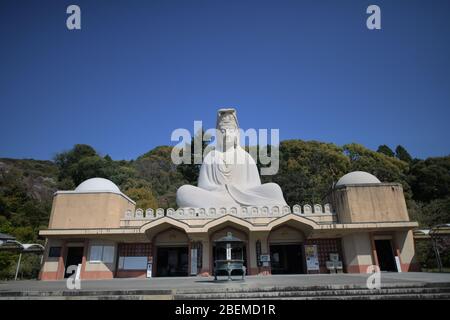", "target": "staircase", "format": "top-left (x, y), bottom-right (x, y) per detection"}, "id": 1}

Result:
top-left (1, 282), bottom-right (449, 300)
